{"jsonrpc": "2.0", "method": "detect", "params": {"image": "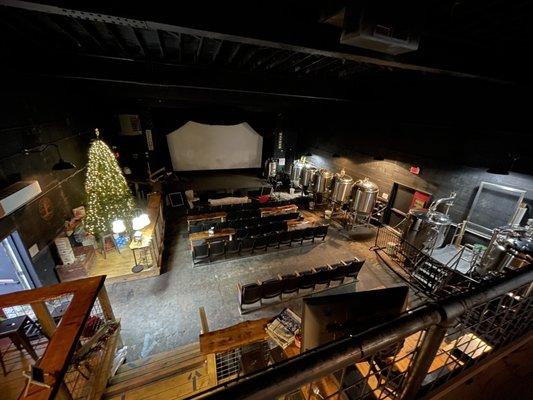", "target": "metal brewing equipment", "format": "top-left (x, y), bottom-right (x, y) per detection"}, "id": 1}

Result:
top-left (290, 160), bottom-right (305, 187)
top-left (266, 159), bottom-right (277, 178)
top-left (351, 178), bottom-right (379, 215)
top-left (402, 193), bottom-right (456, 252)
top-left (300, 165), bottom-right (317, 188)
top-left (331, 174), bottom-right (354, 203)
top-left (313, 169), bottom-right (334, 194)
top-left (476, 223), bottom-right (533, 275)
